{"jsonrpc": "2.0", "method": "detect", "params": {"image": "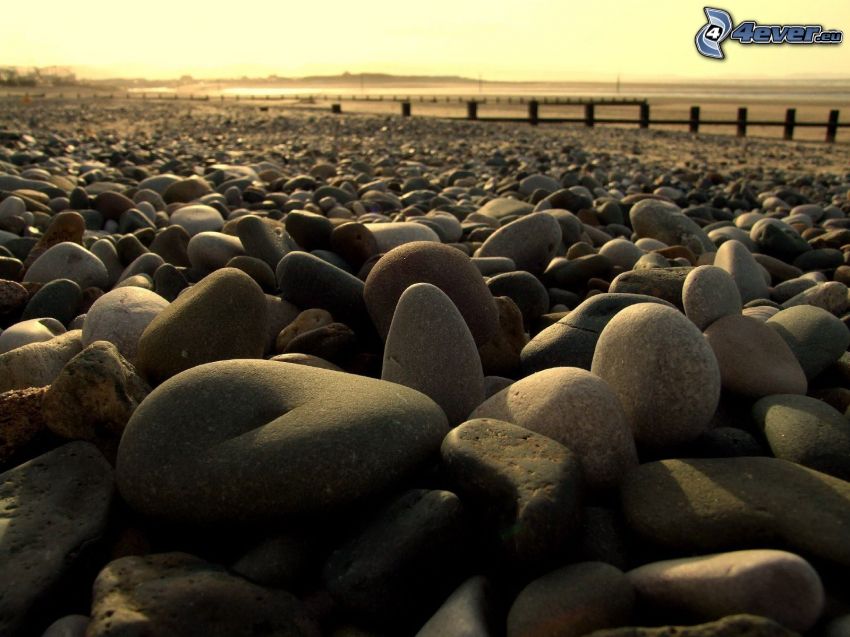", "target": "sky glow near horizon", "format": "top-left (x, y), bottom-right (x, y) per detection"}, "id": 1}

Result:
top-left (2, 0), bottom-right (849, 81)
